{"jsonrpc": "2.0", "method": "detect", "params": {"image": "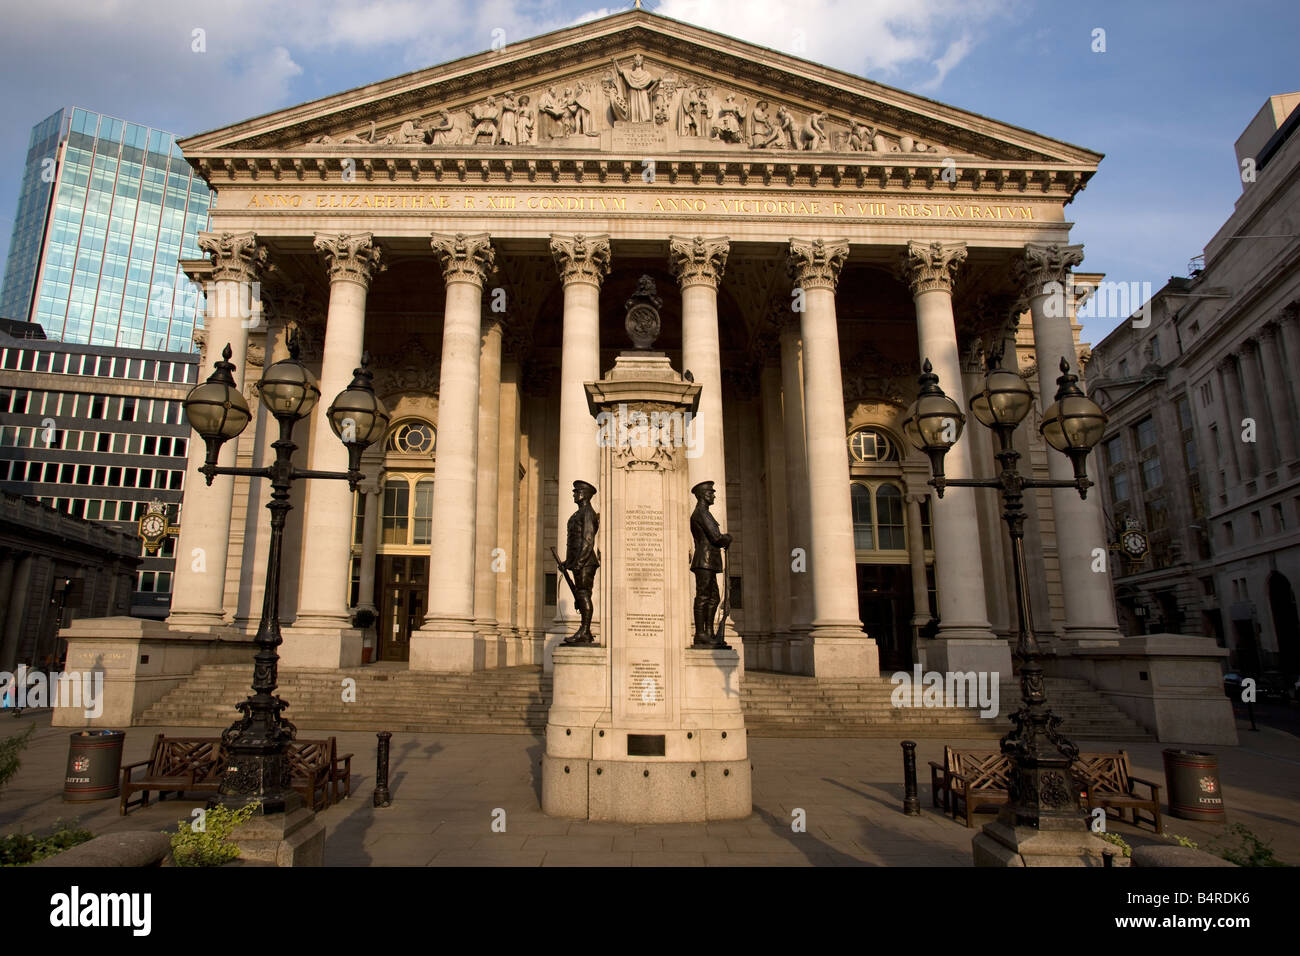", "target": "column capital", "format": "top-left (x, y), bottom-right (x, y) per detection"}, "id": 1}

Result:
top-left (549, 233), bottom-right (611, 287)
top-left (1015, 241), bottom-right (1085, 298)
top-left (1240, 336), bottom-right (1262, 355)
top-left (198, 231), bottom-right (268, 284)
top-left (787, 237), bottom-right (850, 292)
top-left (431, 232), bottom-right (496, 287)
top-left (1260, 320), bottom-right (1280, 342)
top-left (668, 235), bottom-right (730, 289)
top-left (315, 232), bottom-right (385, 287)
top-left (900, 240), bottom-right (967, 296)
